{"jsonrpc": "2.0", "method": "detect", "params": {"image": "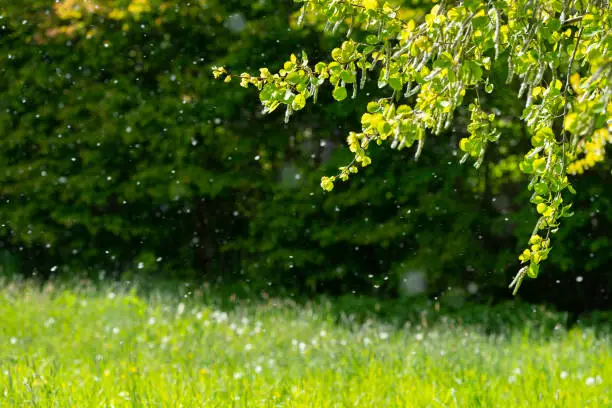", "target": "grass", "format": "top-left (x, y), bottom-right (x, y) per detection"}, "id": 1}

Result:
top-left (0, 279), bottom-right (610, 407)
